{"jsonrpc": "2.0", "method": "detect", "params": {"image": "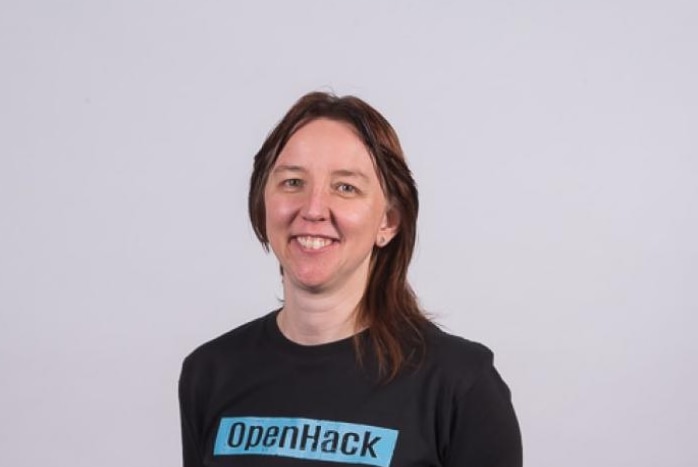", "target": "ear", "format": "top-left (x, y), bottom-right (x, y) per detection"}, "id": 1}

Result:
top-left (375, 205), bottom-right (401, 247)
